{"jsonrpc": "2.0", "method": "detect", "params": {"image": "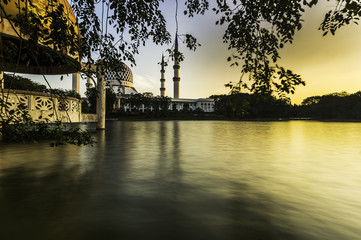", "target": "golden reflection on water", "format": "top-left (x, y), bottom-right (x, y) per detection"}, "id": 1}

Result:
top-left (1, 121), bottom-right (361, 239)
